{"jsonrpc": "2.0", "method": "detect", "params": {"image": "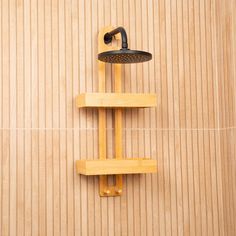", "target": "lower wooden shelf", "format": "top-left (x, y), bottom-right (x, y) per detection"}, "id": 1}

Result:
top-left (76, 158), bottom-right (157, 175)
